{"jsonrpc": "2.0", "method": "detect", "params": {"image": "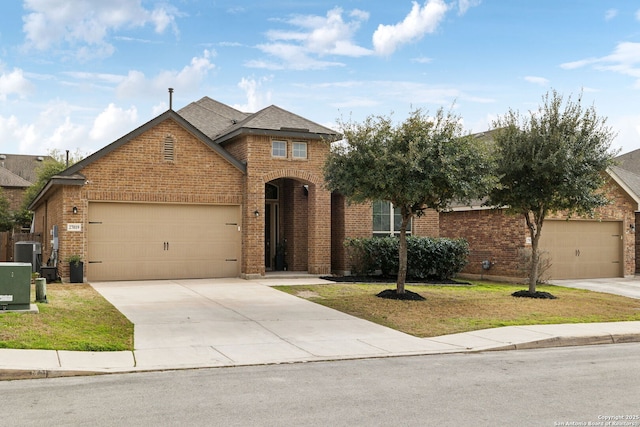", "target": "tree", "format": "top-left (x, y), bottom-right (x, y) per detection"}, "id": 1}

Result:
top-left (324, 108), bottom-right (495, 295)
top-left (0, 189), bottom-right (12, 231)
top-left (21, 149), bottom-right (84, 212)
top-left (487, 90), bottom-right (617, 295)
